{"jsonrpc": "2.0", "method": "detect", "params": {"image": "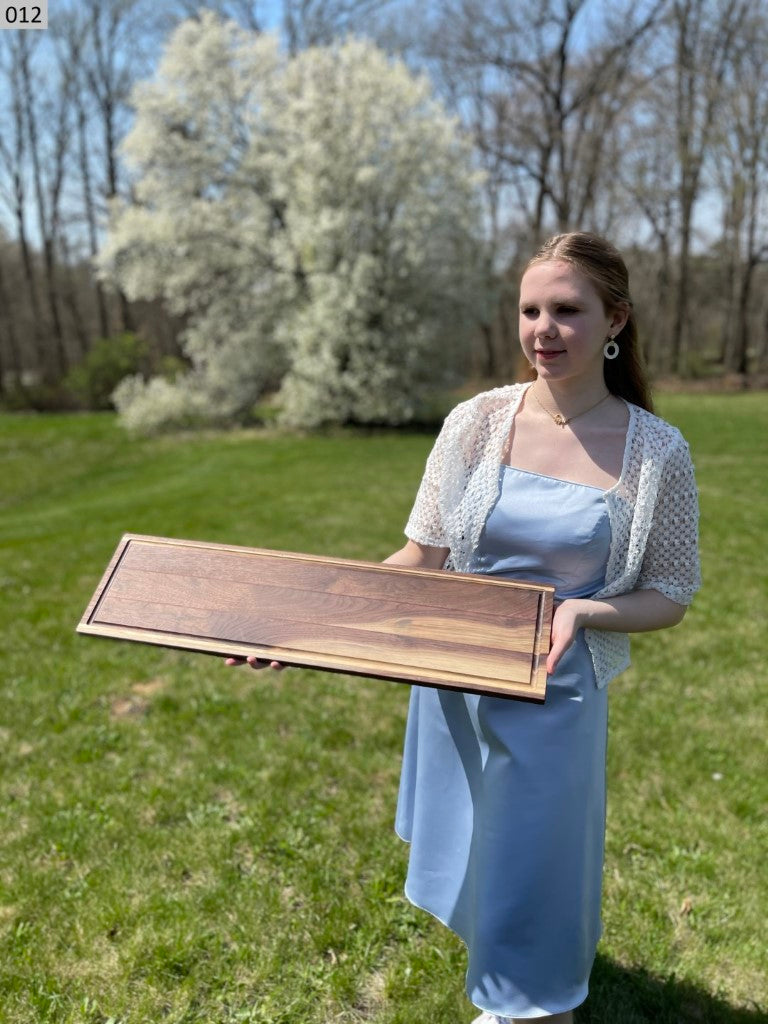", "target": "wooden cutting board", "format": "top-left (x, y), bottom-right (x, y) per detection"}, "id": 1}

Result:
top-left (77, 534), bottom-right (554, 701)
